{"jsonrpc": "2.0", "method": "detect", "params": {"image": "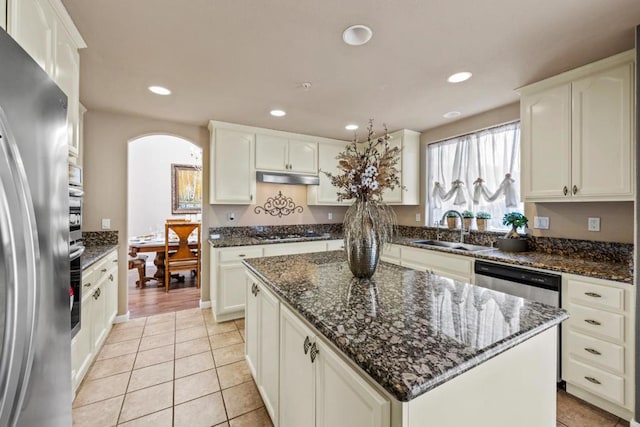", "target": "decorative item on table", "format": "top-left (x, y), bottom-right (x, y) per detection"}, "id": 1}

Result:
top-left (475, 211), bottom-right (491, 232)
top-left (461, 210), bottom-right (474, 231)
top-left (497, 212), bottom-right (528, 252)
top-left (323, 119), bottom-right (400, 279)
top-left (446, 211), bottom-right (459, 229)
